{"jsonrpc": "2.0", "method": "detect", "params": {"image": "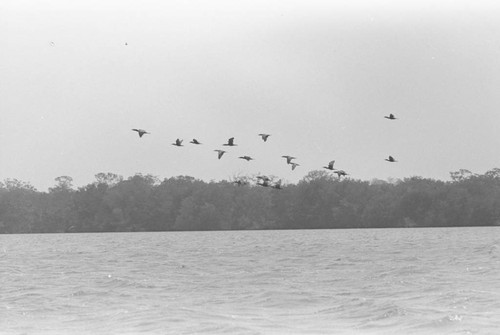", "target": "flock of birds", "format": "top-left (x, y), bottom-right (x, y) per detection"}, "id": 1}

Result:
top-left (131, 113), bottom-right (398, 189)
